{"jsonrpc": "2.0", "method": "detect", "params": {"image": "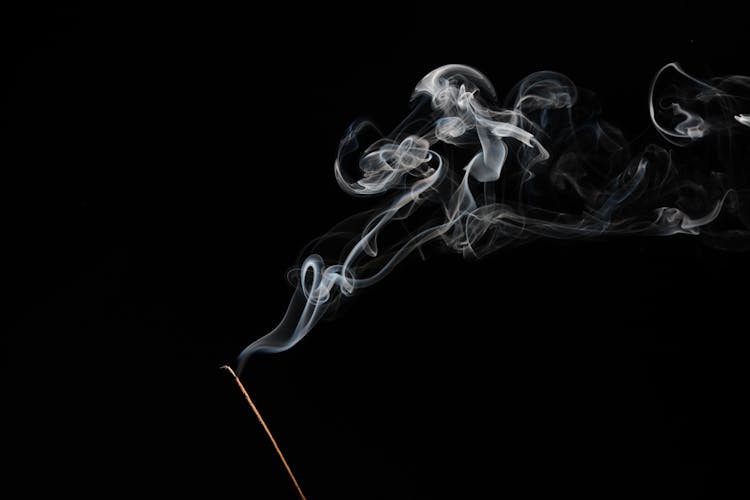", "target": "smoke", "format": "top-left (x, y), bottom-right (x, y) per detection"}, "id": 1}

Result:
top-left (236, 62), bottom-right (750, 373)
